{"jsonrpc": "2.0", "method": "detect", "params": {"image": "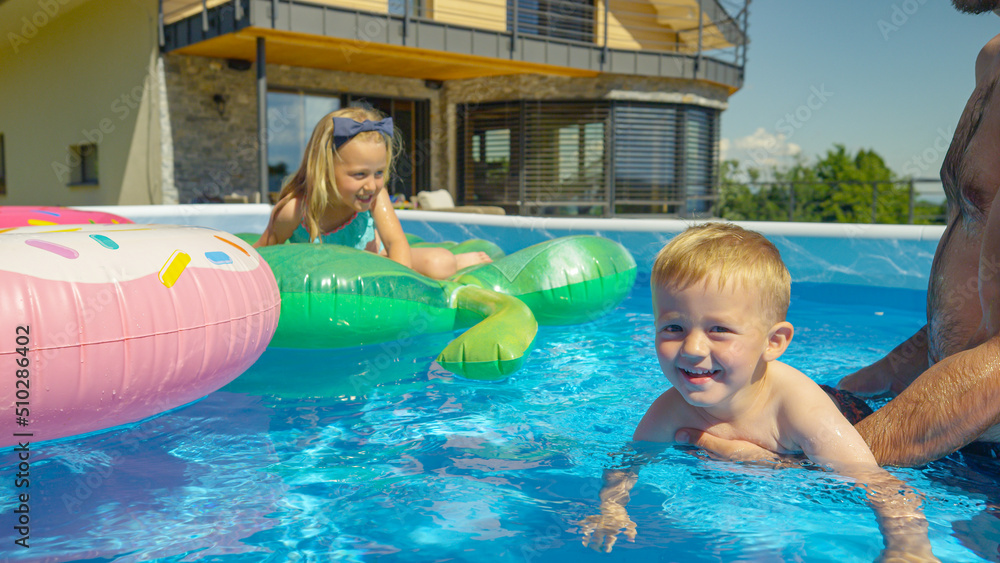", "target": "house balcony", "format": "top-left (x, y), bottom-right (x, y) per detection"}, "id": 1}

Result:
top-left (161, 0), bottom-right (747, 90)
